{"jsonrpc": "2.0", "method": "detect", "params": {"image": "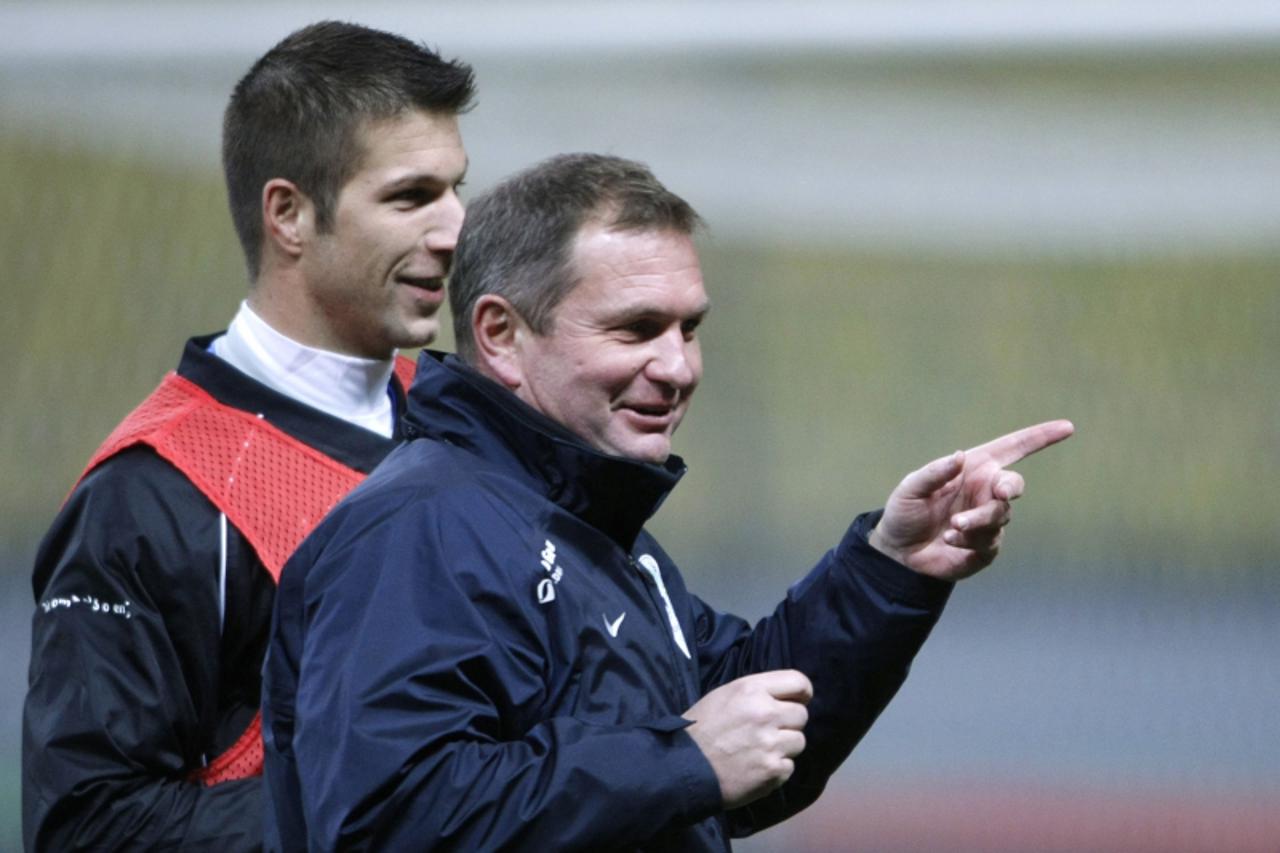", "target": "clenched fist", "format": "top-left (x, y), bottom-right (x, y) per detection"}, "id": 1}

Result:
top-left (683, 669), bottom-right (813, 809)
